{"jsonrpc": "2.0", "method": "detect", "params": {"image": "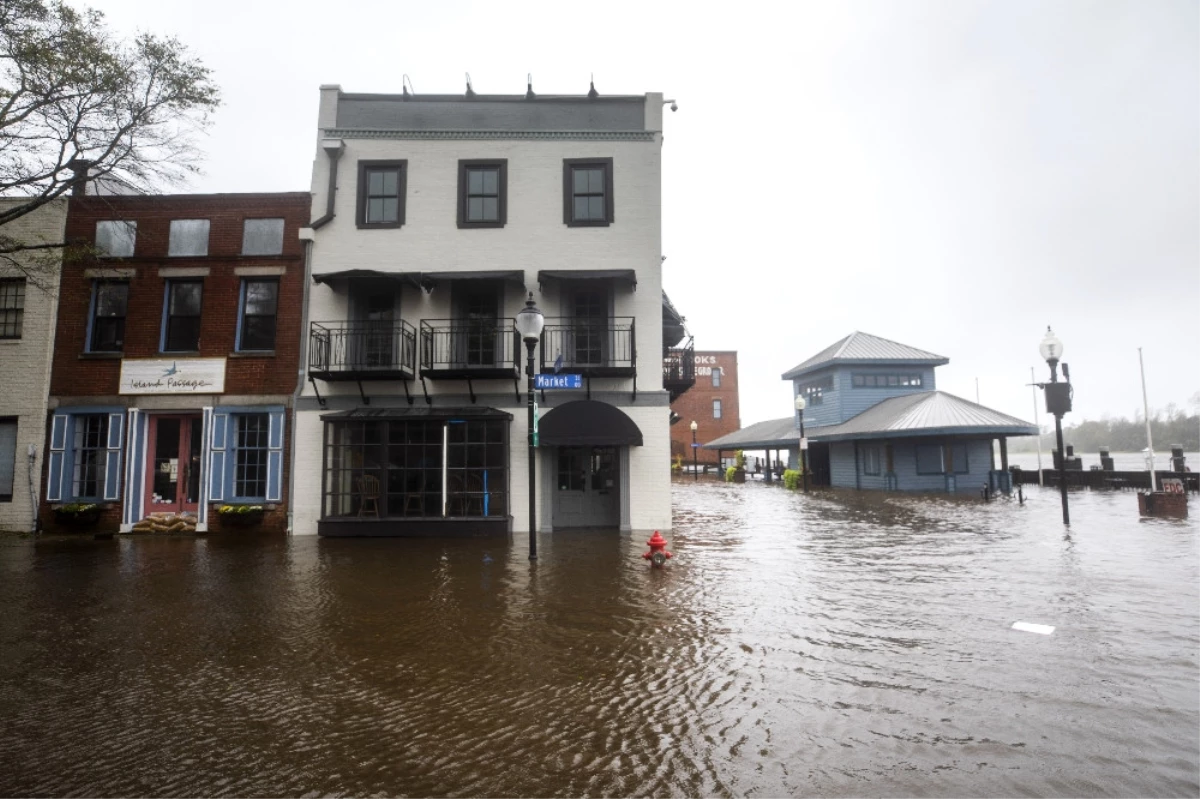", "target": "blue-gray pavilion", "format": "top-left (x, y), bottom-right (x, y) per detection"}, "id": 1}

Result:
top-left (702, 332), bottom-right (1038, 492)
